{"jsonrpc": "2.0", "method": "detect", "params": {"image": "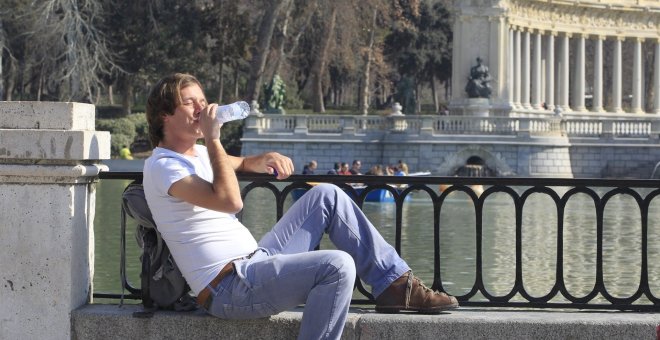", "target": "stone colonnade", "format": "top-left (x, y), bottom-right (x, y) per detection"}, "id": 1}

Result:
top-left (451, 0), bottom-right (660, 116)
top-left (507, 28), bottom-right (660, 114)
